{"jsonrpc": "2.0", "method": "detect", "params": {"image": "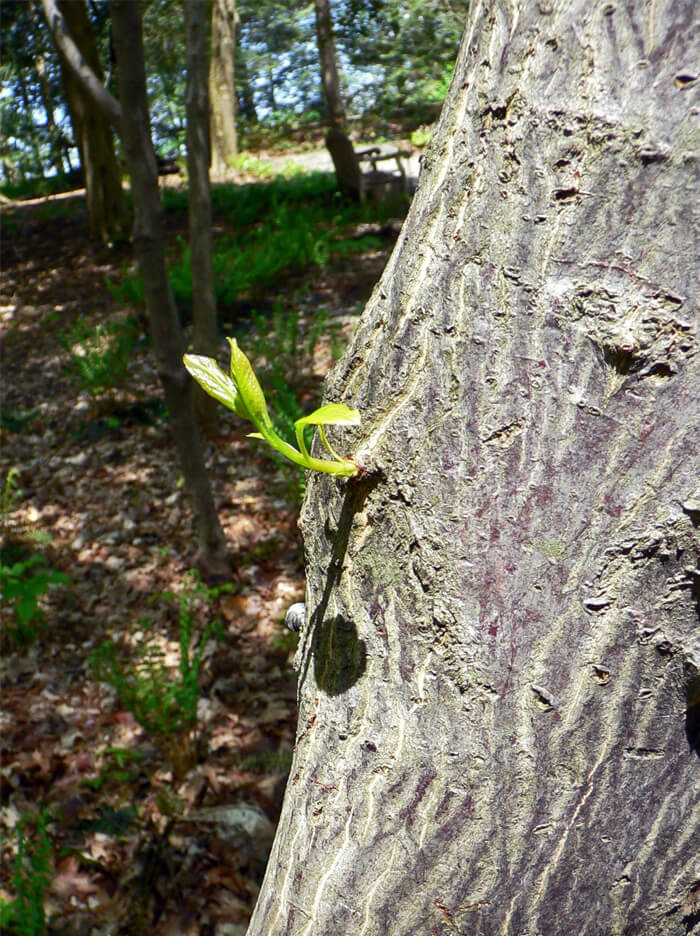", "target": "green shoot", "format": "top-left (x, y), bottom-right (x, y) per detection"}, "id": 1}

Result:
top-left (184, 339), bottom-right (360, 477)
